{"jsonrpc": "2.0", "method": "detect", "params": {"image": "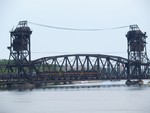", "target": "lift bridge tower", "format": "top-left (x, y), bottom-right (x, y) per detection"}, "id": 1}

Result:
top-left (7, 21), bottom-right (33, 81)
top-left (126, 25), bottom-right (149, 85)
